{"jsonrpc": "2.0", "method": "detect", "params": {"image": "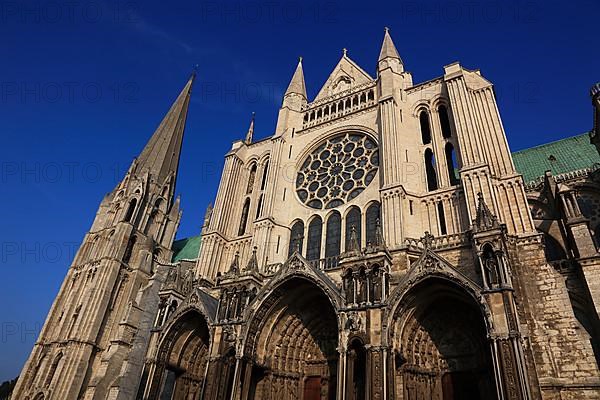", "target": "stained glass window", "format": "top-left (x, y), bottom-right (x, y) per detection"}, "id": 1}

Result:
top-left (288, 220), bottom-right (304, 257)
top-left (345, 206), bottom-right (362, 251)
top-left (307, 217), bottom-right (322, 260)
top-left (325, 212), bottom-right (341, 258)
top-left (365, 202), bottom-right (381, 246)
top-left (296, 132), bottom-right (379, 209)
